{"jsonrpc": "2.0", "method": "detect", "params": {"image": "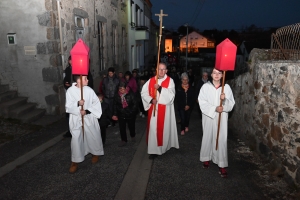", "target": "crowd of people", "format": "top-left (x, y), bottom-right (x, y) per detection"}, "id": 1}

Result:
top-left (63, 60), bottom-right (235, 178)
